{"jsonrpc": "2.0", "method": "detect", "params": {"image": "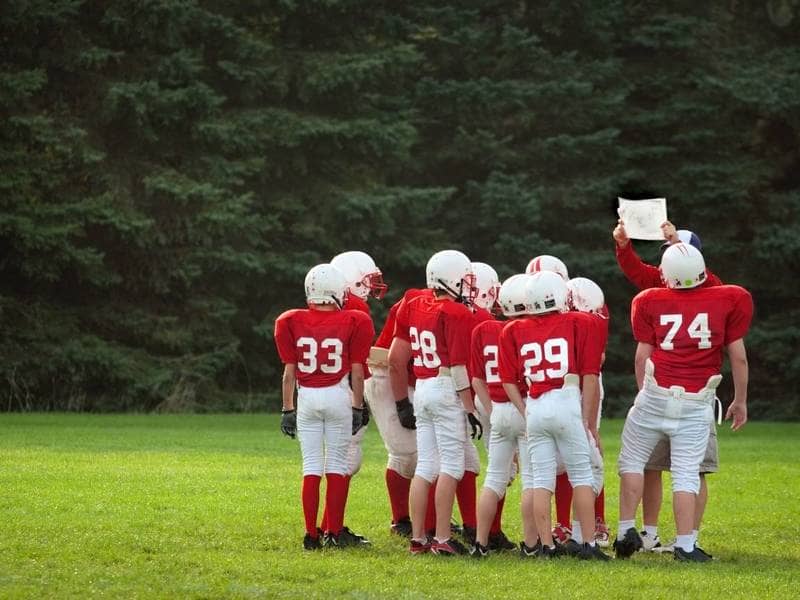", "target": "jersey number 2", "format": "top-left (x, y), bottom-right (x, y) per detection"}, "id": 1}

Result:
top-left (296, 337), bottom-right (343, 373)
